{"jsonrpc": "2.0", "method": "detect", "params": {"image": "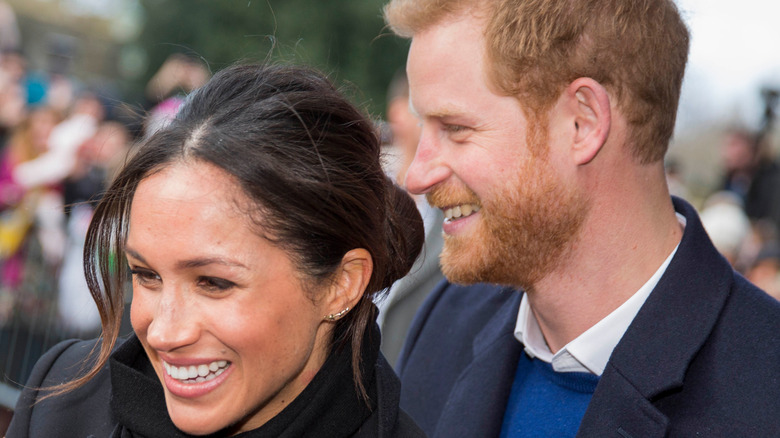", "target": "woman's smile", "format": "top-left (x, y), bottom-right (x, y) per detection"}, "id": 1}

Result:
top-left (161, 358), bottom-right (234, 399)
